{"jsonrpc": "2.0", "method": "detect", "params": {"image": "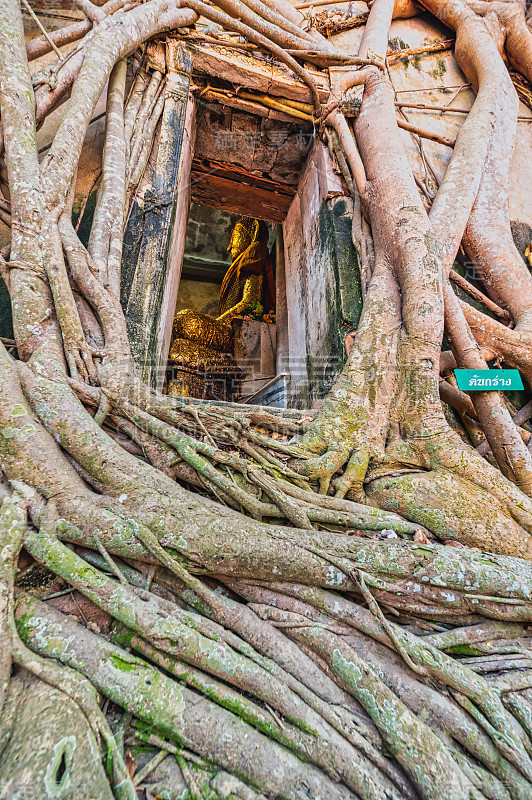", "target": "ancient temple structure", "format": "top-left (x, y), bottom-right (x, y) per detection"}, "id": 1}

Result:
top-left (2, 0), bottom-right (532, 410)
top-left (117, 36), bottom-right (362, 408)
